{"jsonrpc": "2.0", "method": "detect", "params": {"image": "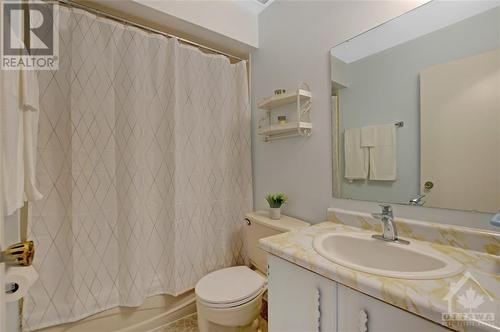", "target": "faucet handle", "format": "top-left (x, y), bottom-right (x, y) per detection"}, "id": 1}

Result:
top-left (379, 204), bottom-right (392, 214)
